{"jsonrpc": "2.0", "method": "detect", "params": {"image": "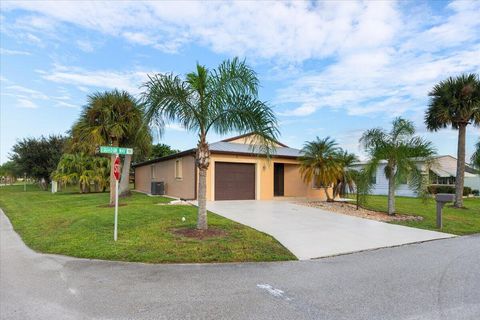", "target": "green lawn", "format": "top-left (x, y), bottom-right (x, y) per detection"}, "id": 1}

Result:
top-left (0, 185), bottom-right (295, 263)
top-left (358, 195), bottom-right (480, 235)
